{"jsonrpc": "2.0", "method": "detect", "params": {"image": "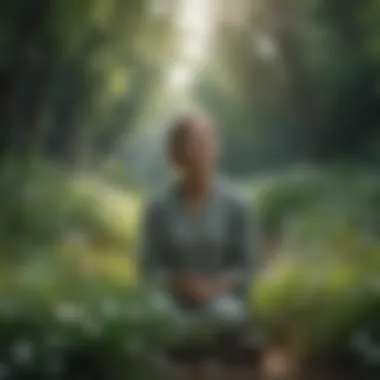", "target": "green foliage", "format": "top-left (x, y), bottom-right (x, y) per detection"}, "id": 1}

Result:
top-left (0, 0), bottom-right (175, 160)
top-left (249, 168), bottom-right (380, 365)
top-left (192, 0), bottom-right (380, 170)
top-left (64, 176), bottom-right (142, 250)
top-left (253, 249), bottom-right (380, 357)
top-left (0, 159), bottom-right (142, 259)
top-left (251, 167), bottom-right (380, 241)
top-left (1, 160), bottom-right (380, 374)
top-left (0, 256), bottom-right (181, 380)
